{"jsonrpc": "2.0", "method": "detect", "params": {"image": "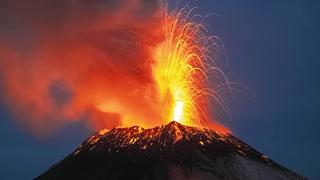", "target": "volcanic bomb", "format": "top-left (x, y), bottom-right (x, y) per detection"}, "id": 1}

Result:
top-left (37, 121), bottom-right (306, 180)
